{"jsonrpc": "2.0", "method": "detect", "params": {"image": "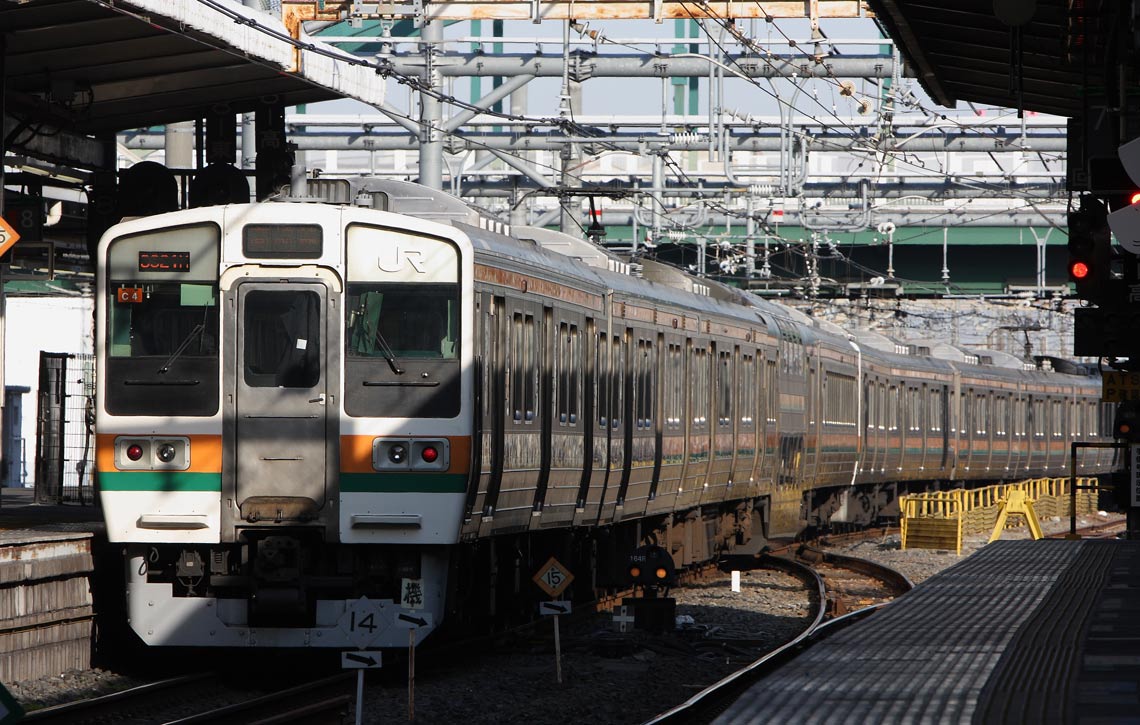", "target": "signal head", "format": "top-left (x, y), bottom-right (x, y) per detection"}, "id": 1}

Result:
top-left (1113, 401), bottom-right (1140, 443)
top-left (626, 545), bottom-right (676, 588)
top-left (1069, 195), bottom-right (1113, 301)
